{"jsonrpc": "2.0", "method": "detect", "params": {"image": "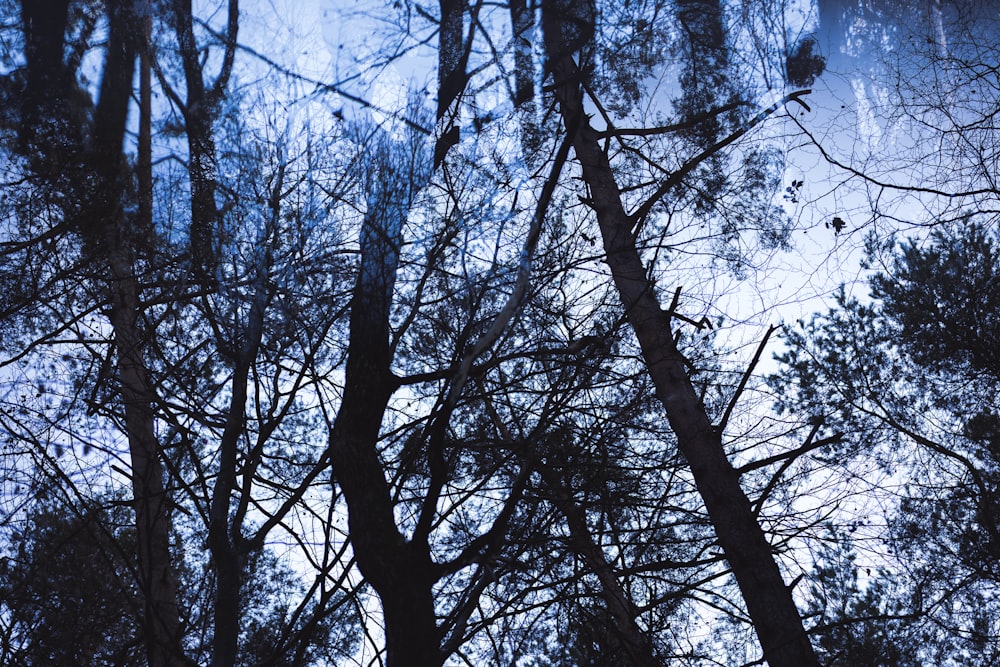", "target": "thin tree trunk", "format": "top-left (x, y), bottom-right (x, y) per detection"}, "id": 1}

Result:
top-left (138, 1), bottom-right (152, 234)
top-left (541, 4), bottom-right (819, 665)
top-left (207, 167), bottom-right (282, 667)
top-left (96, 5), bottom-right (189, 664)
top-left (435, 0), bottom-right (469, 167)
top-left (172, 0), bottom-right (238, 280)
top-left (173, 0), bottom-right (219, 278)
top-left (169, 6), bottom-right (250, 663)
top-left (107, 254), bottom-right (189, 667)
top-left (18, 1), bottom-right (190, 663)
top-left (538, 466), bottom-right (660, 667)
top-left (509, 0), bottom-right (540, 158)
